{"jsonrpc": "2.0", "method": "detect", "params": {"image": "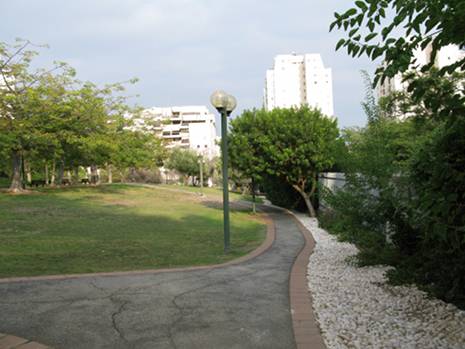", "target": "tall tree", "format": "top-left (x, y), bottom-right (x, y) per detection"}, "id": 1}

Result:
top-left (165, 148), bottom-right (201, 185)
top-left (0, 40), bottom-right (71, 191)
top-left (229, 109), bottom-right (267, 213)
top-left (331, 0), bottom-right (465, 86)
top-left (229, 107), bottom-right (339, 217)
